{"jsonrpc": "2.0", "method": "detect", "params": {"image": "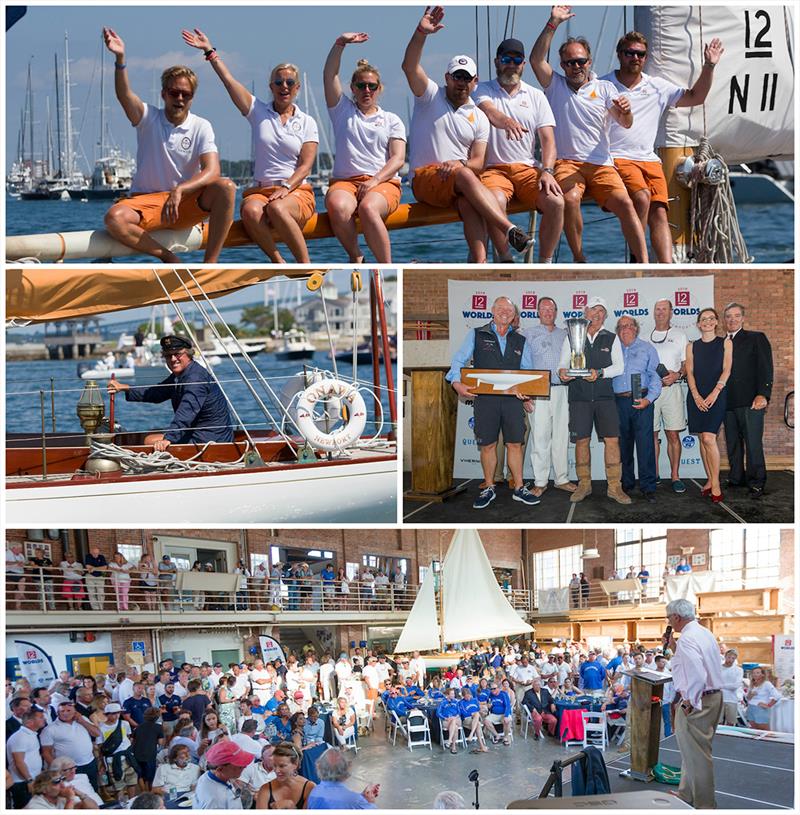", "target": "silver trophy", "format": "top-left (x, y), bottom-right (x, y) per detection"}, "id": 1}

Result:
top-left (566, 317), bottom-right (591, 377)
